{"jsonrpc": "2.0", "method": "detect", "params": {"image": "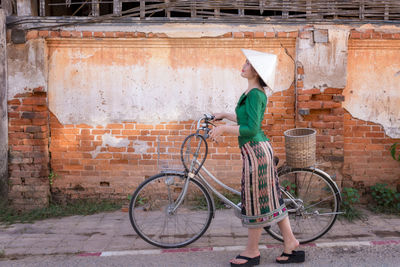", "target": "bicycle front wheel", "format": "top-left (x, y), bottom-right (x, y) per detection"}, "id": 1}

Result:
top-left (265, 167), bottom-right (340, 244)
top-left (129, 172), bottom-right (214, 248)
